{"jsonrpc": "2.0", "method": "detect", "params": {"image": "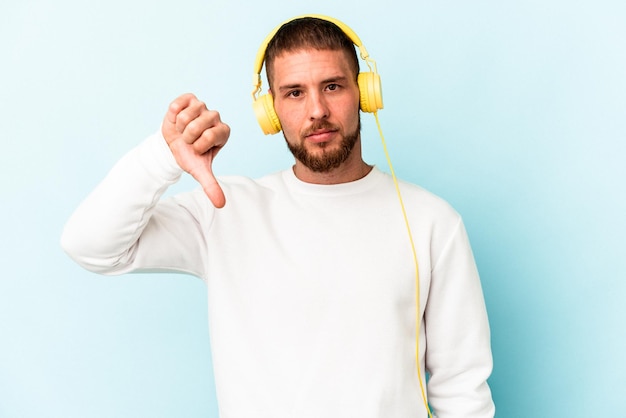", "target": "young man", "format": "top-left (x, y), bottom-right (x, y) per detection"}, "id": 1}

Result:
top-left (62, 16), bottom-right (495, 418)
